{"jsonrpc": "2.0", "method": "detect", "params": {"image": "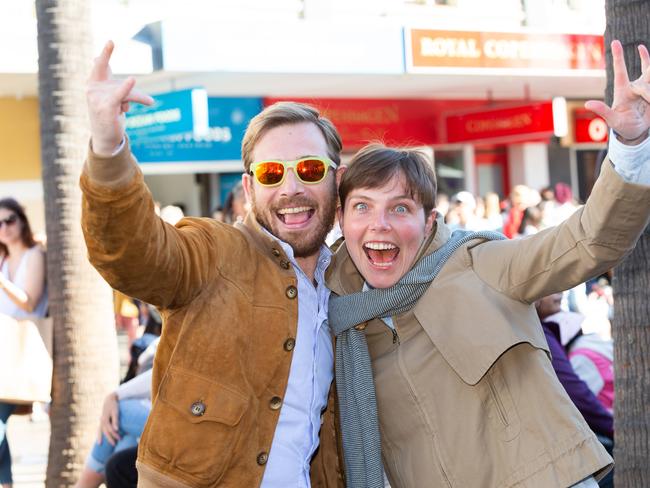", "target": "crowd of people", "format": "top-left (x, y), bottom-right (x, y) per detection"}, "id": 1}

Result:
top-left (1, 38), bottom-right (649, 488)
top-left (439, 181), bottom-right (580, 238)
